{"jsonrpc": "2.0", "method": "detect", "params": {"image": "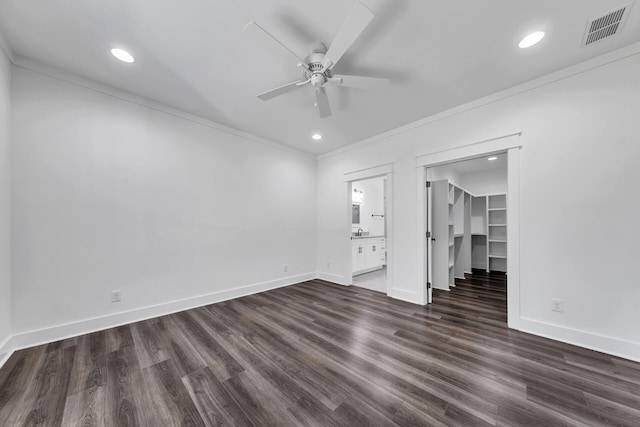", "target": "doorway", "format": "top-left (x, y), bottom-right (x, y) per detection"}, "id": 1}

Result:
top-left (426, 153), bottom-right (508, 318)
top-left (344, 163), bottom-right (393, 295)
top-left (417, 133), bottom-right (521, 328)
top-left (350, 176), bottom-right (388, 293)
